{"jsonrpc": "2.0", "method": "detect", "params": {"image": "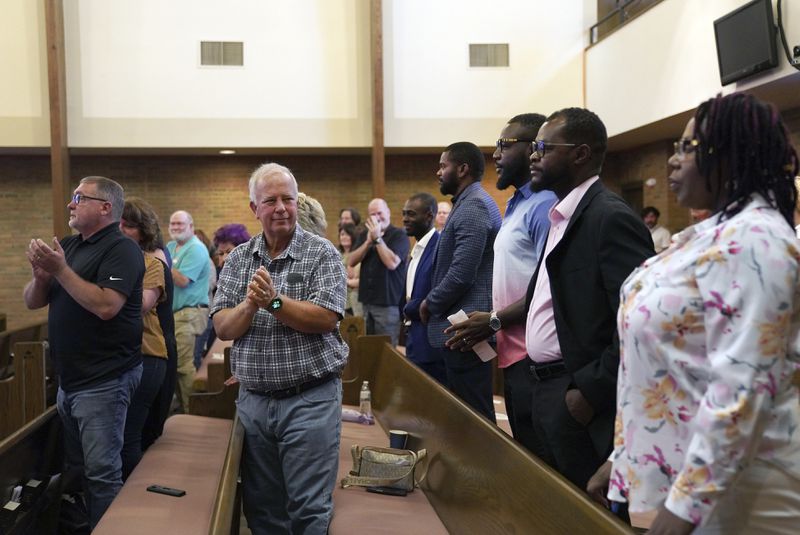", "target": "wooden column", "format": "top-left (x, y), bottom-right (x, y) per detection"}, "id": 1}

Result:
top-left (45, 0), bottom-right (71, 239)
top-left (370, 0), bottom-right (385, 199)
